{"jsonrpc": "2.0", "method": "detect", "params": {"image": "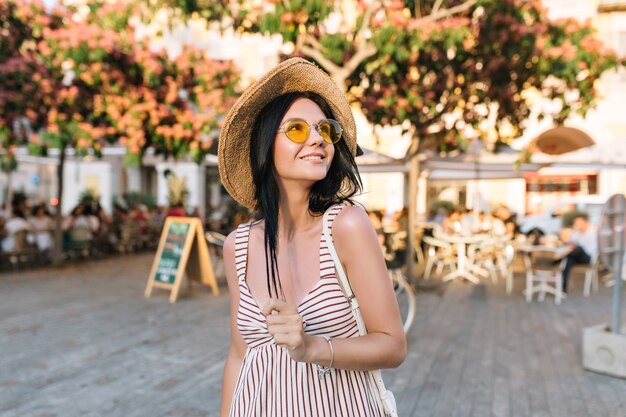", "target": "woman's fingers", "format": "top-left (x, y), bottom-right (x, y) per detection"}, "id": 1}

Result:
top-left (266, 323), bottom-right (303, 337)
top-left (261, 298), bottom-right (299, 317)
top-left (266, 311), bottom-right (303, 327)
top-left (261, 299), bottom-right (307, 353)
top-left (271, 332), bottom-right (304, 349)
